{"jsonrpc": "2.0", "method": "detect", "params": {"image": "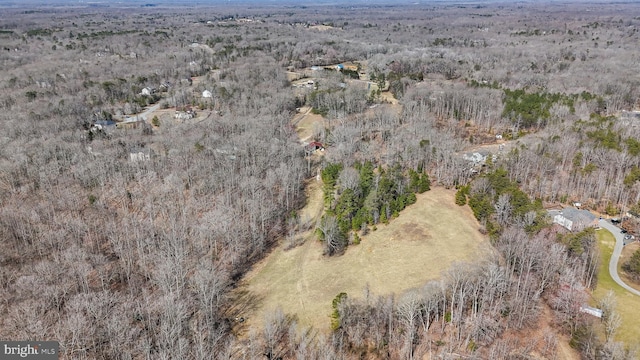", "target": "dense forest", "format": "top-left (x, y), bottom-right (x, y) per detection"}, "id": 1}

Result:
top-left (1, 1), bottom-right (640, 359)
